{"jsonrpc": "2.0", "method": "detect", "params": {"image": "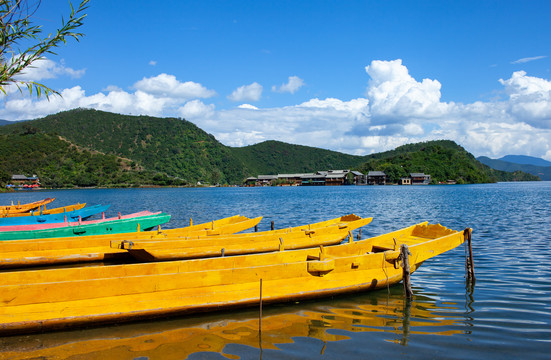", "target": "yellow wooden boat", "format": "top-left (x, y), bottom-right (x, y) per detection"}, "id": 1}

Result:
top-left (0, 215), bottom-right (262, 268)
top-left (0, 222), bottom-right (468, 334)
top-left (0, 202), bottom-right (86, 218)
top-left (0, 198), bottom-right (56, 215)
top-left (112, 215), bottom-right (372, 261)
